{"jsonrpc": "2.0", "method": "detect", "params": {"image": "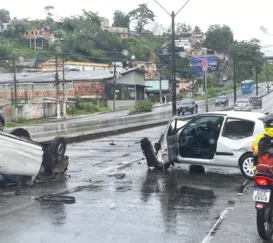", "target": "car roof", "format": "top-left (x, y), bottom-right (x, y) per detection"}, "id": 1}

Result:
top-left (177, 111), bottom-right (265, 122)
top-left (207, 111), bottom-right (264, 121)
